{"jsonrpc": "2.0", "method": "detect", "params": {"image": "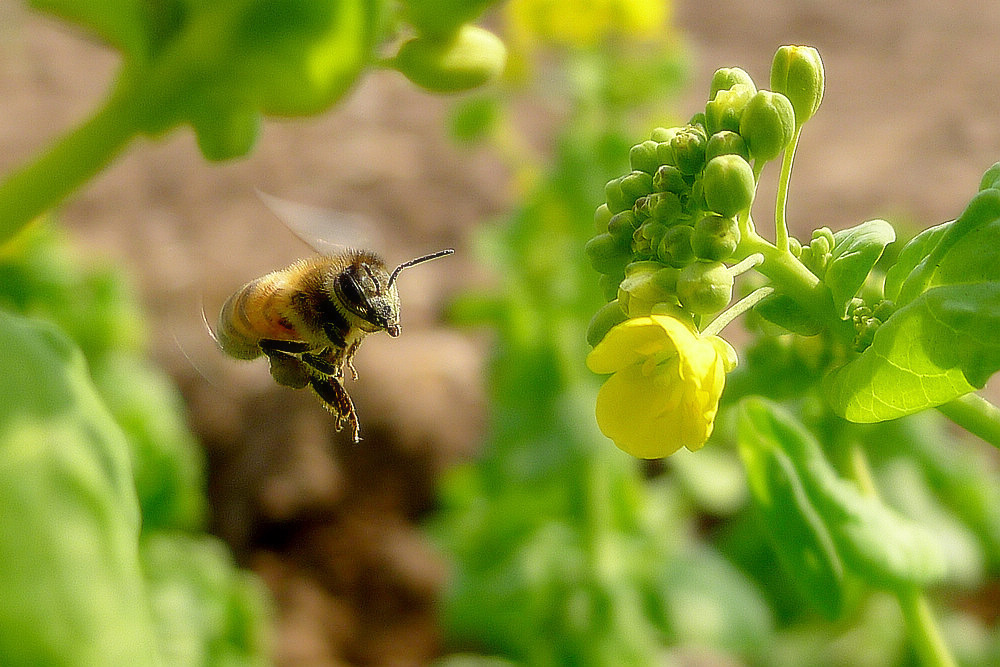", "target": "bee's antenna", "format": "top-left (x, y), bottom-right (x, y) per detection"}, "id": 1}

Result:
top-left (388, 248), bottom-right (455, 288)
